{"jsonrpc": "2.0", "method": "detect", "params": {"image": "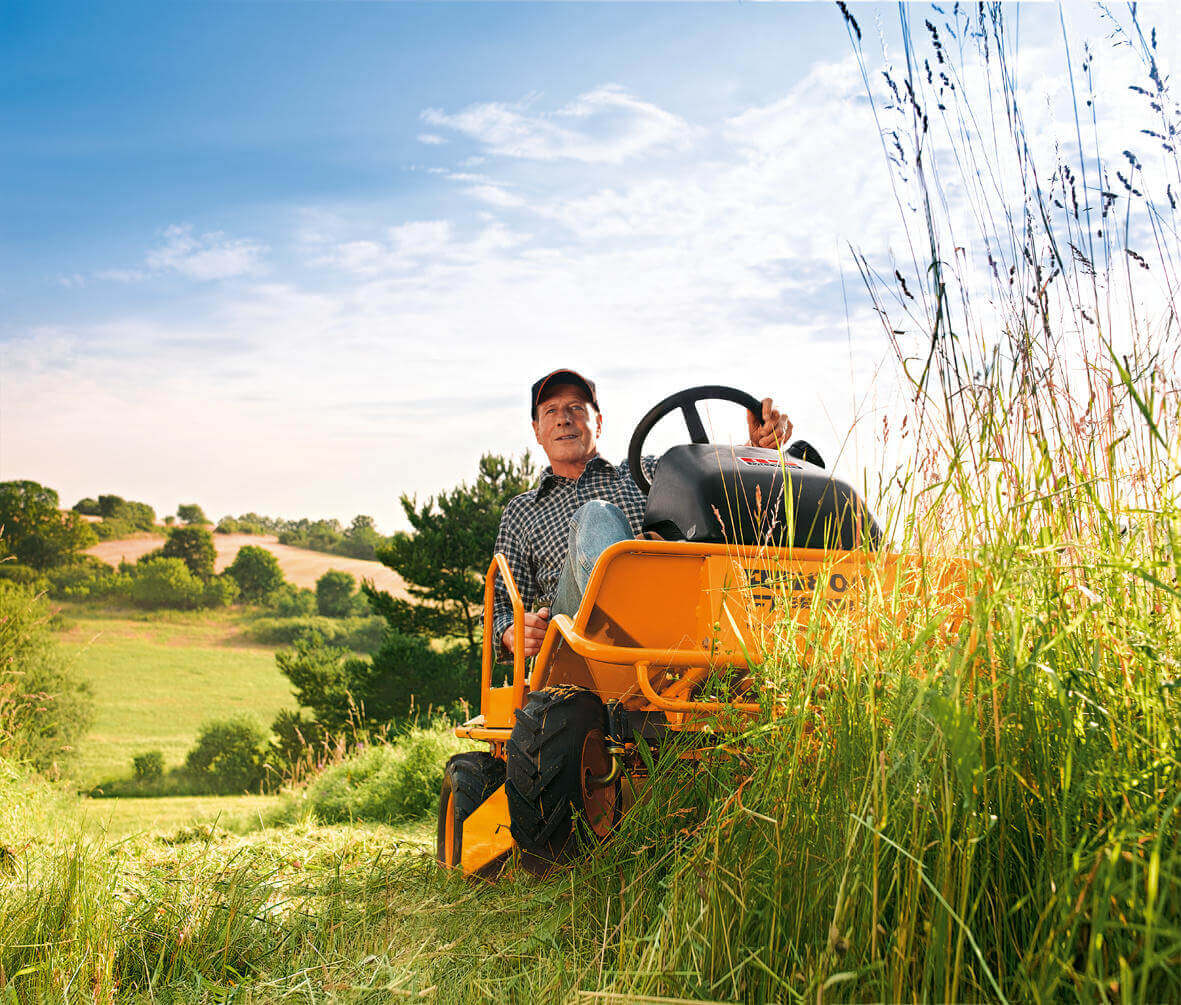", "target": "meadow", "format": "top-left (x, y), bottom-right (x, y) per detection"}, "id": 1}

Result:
top-left (58, 610), bottom-right (294, 788)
